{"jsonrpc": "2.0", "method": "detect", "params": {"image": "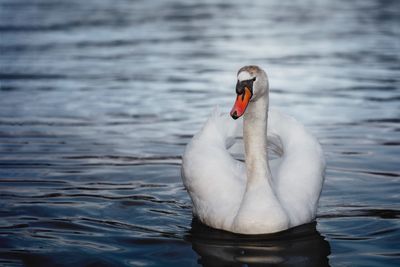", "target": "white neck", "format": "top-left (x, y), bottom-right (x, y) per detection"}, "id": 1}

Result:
top-left (243, 93), bottom-right (272, 187)
top-left (232, 69), bottom-right (291, 233)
